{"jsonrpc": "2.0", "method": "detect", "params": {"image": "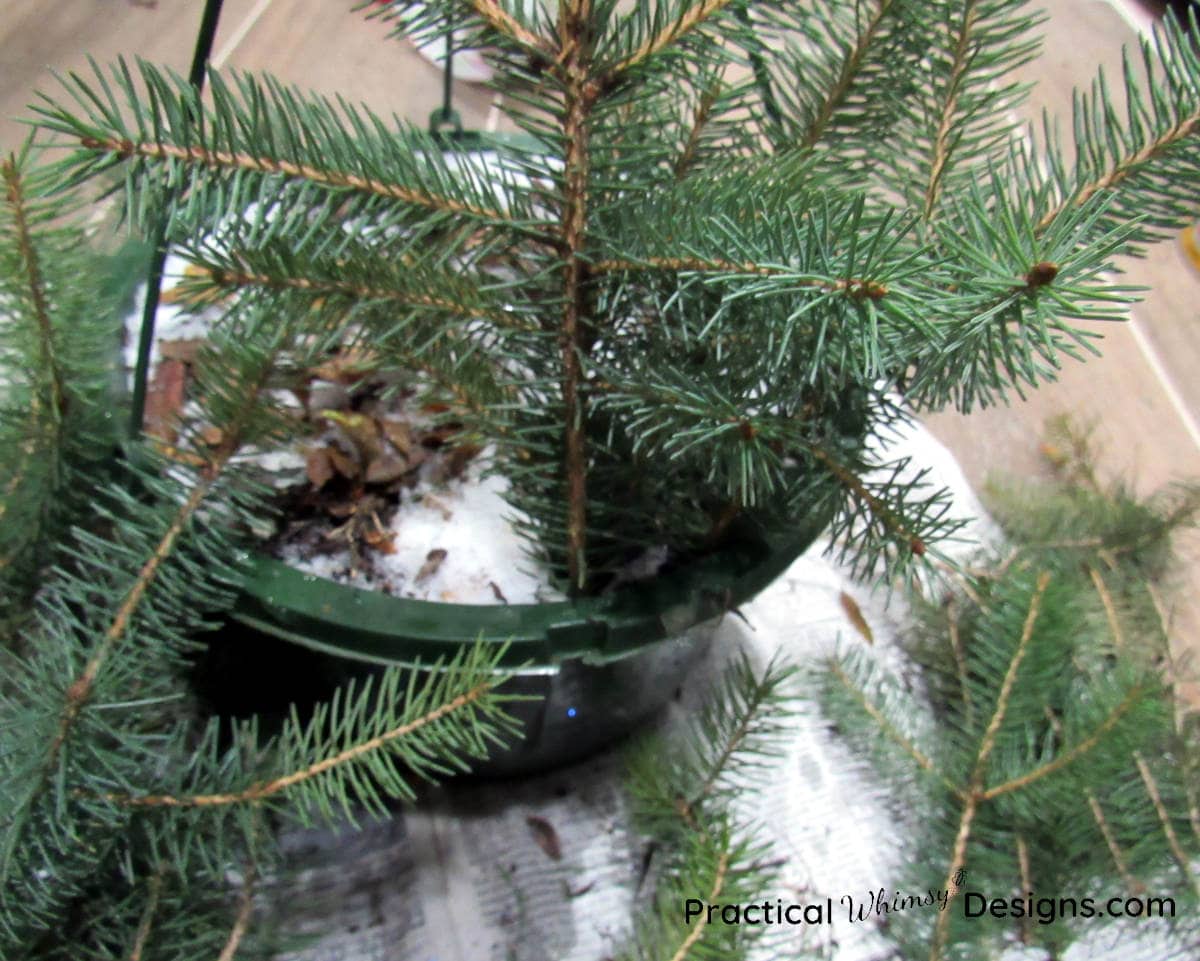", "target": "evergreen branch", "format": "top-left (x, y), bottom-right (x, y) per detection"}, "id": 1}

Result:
top-left (930, 570), bottom-right (1050, 961)
top-left (607, 0), bottom-right (738, 77)
top-left (674, 75), bottom-right (724, 179)
top-left (669, 850), bottom-right (729, 961)
top-left (975, 571), bottom-right (1050, 772)
top-left (947, 602), bottom-right (974, 730)
top-left (826, 659), bottom-right (962, 799)
top-left (1015, 834), bottom-right (1032, 944)
top-left (980, 682), bottom-right (1145, 800)
top-left (127, 866), bottom-right (167, 961)
top-left (810, 444), bottom-right (925, 556)
top-left (215, 861), bottom-right (256, 961)
top-left (1, 156), bottom-right (65, 424)
top-left (467, 0), bottom-right (552, 54)
top-left (1134, 751), bottom-right (1199, 896)
top-left (1087, 792), bottom-right (1142, 895)
top-left (1035, 106), bottom-right (1200, 234)
top-left (922, 1), bottom-right (979, 221)
top-left (558, 0), bottom-right (594, 592)
top-left (112, 679), bottom-right (494, 808)
top-left (77, 134), bottom-right (513, 225)
top-left (49, 422), bottom-right (249, 770)
top-left (1090, 564), bottom-right (1125, 649)
top-left (195, 264), bottom-right (534, 330)
top-left (590, 255), bottom-right (889, 299)
top-left (678, 656), bottom-right (793, 822)
top-left (802, 0), bottom-right (894, 150)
